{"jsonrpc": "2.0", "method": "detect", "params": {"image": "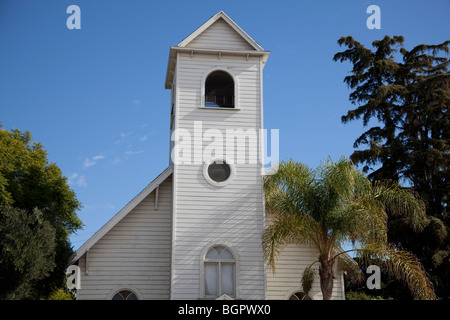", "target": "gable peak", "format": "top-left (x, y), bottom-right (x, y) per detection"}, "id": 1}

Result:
top-left (177, 11), bottom-right (264, 52)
